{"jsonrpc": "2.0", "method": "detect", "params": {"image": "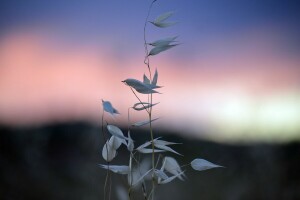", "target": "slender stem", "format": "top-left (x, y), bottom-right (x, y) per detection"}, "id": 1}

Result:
top-left (101, 110), bottom-right (110, 200)
top-left (143, 1), bottom-right (157, 200)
